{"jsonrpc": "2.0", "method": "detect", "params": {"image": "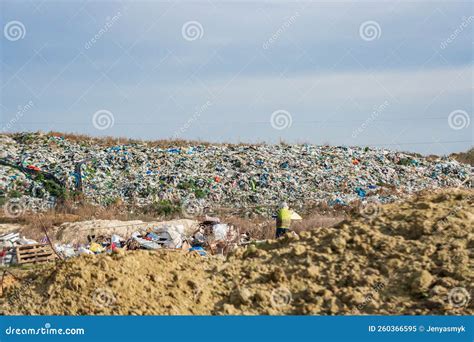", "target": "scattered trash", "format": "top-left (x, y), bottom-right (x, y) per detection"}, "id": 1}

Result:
top-left (132, 236), bottom-right (162, 250)
top-left (55, 244), bottom-right (76, 258)
top-left (89, 242), bottom-right (105, 254)
top-left (212, 224), bottom-right (229, 241)
top-left (111, 234), bottom-right (123, 246)
top-left (0, 232), bottom-right (20, 244)
top-left (0, 215), bottom-right (246, 265)
top-left (151, 225), bottom-right (184, 249)
top-left (16, 244), bottom-right (57, 265)
top-left (355, 187), bottom-right (366, 198)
